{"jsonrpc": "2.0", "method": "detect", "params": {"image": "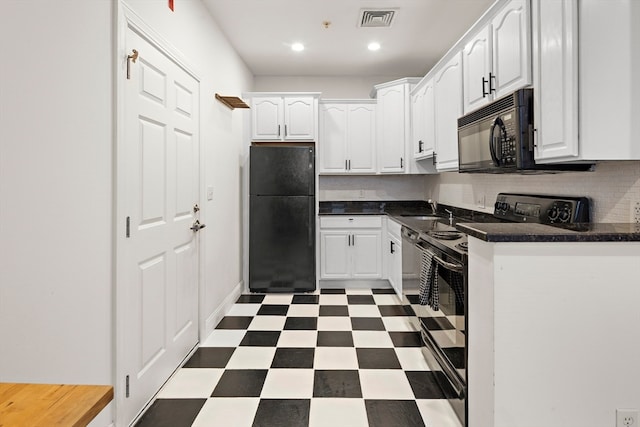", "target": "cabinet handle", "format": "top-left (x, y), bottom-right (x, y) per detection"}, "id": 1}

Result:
top-left (419, 140), bottom-right (424, 153)
top-left (390, 240), bottom-right (395, 254)
top-left (278, 124), bottom-right (281, 137)
top-left (348, 159), bottom-right (351, 170)
top-left (482, 76), bottom-right (489, 98)
top-left (433, 152), bottom-right (437, 166)
top-left (285, 124), bottom-right (288, 137)
top-left (489, 72), bottom-right (496, 94)
top-left (345, 159), bottom-right (348, 170)
top-left (400, 157), bottom-right (404, 168)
